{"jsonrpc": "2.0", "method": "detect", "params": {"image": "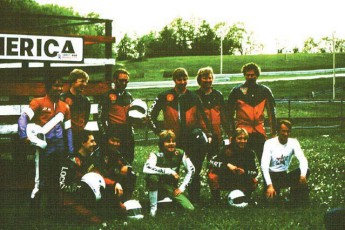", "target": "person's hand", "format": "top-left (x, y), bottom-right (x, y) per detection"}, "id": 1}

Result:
top-left (234, 167), bottom-right (245, 175)
top-left (173, 188), bottom-right (182, 197)
top-left (228, 136), bottom-right (232, 145)
top-left (266, 184), bottom-right (276, 198)
top-left (120, 166), bottom-right (128, 176)
top-left (227, 163), bottom-right (237, 172)
top-left (299, 176), bottom-right (307, 186)
top-left (114, 183), bottom-right (123, 197)
top-left (21, 137), bottom-right (31, 145)
top-left (172, 172), bottom-right (179, 180)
